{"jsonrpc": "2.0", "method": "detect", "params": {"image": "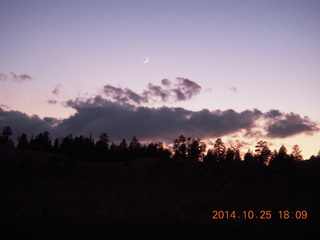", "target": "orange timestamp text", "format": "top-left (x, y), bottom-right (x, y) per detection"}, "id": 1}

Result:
top-left (212, 210), bottom-right (308, 220)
